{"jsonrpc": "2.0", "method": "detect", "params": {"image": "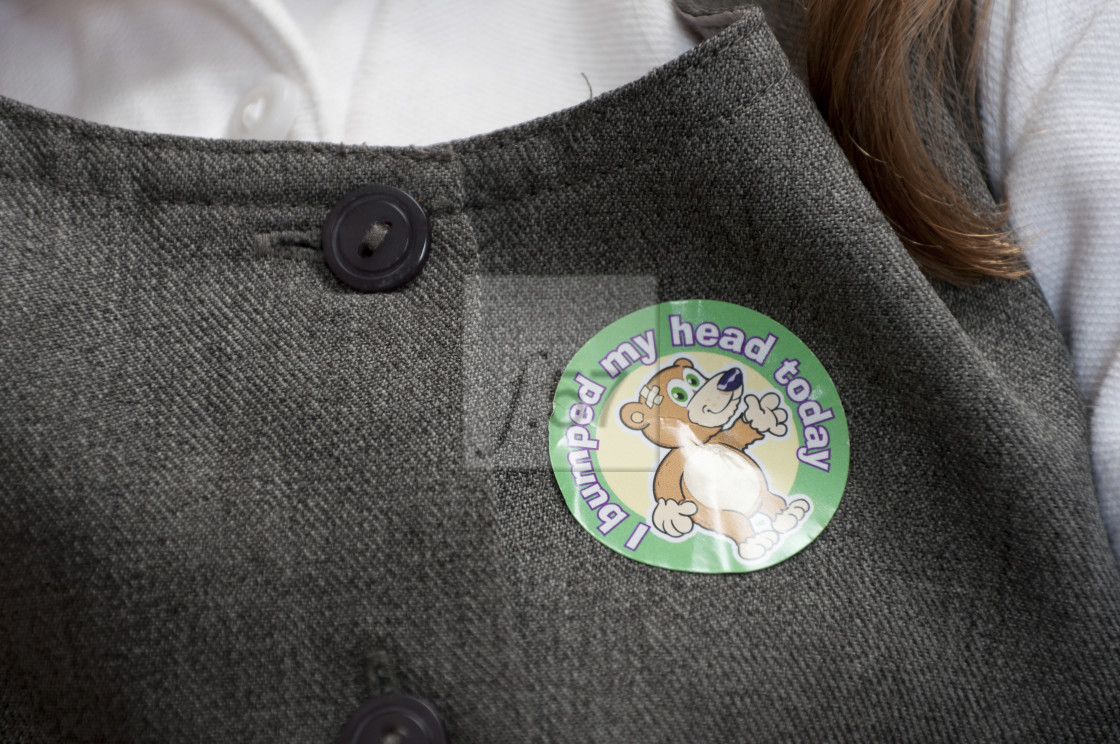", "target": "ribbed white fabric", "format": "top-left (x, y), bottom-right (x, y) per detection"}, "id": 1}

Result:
top-left (981, 0), bottom-right (1120, 562)
top-left (0, 0), bottom-right (696, 145)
